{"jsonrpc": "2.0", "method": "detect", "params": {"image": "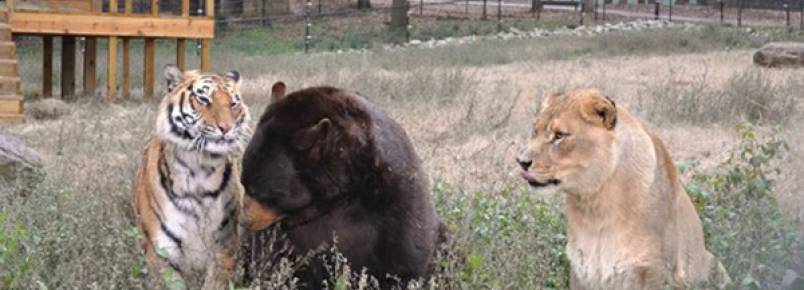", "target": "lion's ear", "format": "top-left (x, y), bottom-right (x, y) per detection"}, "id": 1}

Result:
top-left (270, 81), bottom-right (287, 104)
top-left (580, 95), bottom-right (617, 130)
top-left (292, 118), bottom-right (331, 151)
